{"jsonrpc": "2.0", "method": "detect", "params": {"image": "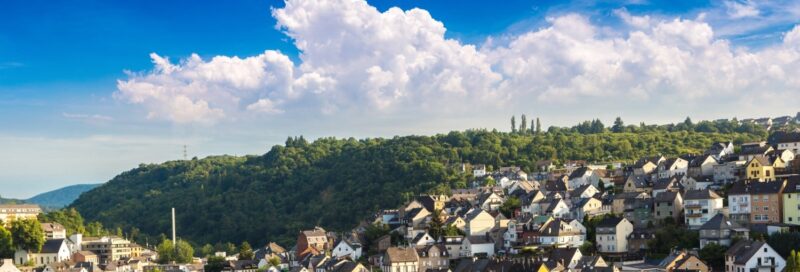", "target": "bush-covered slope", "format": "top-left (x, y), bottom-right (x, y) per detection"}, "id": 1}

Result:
top-left (71, 129), bottom-right (763, 247)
